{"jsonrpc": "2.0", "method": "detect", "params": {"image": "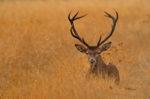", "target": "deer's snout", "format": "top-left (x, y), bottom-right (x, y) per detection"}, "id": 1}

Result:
top-left (89, 58), bottom-right (96, 64)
